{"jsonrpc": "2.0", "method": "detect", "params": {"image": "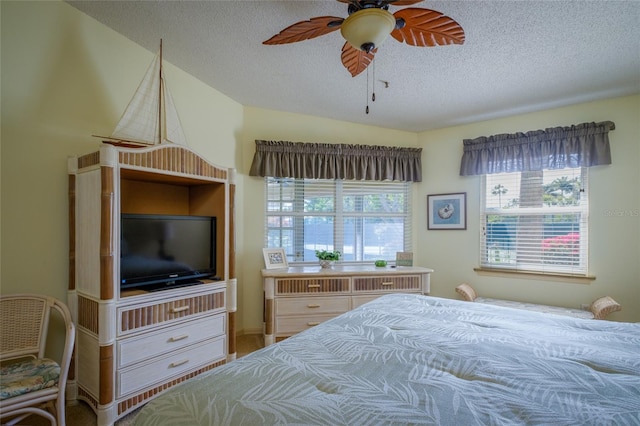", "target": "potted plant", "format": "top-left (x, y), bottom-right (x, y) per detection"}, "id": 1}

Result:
top-left (315, 249), bottom-right (341, 268)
